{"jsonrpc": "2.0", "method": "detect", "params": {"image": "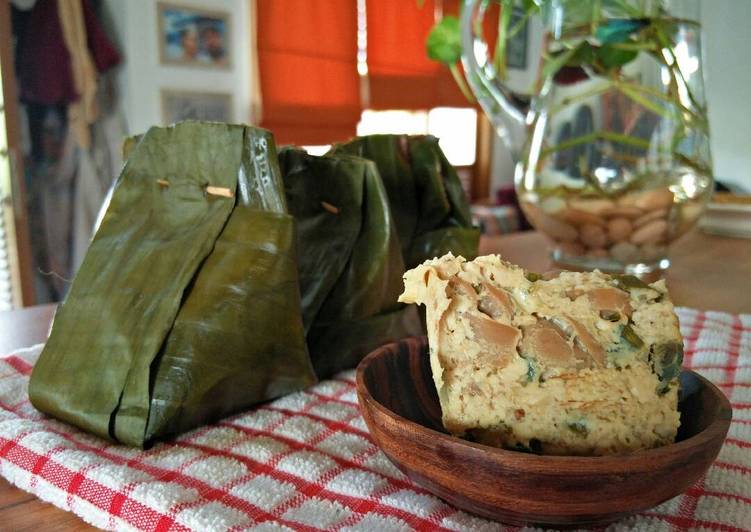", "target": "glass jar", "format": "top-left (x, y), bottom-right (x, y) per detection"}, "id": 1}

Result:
top-left (462, 0), bottom-right (712, 273)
